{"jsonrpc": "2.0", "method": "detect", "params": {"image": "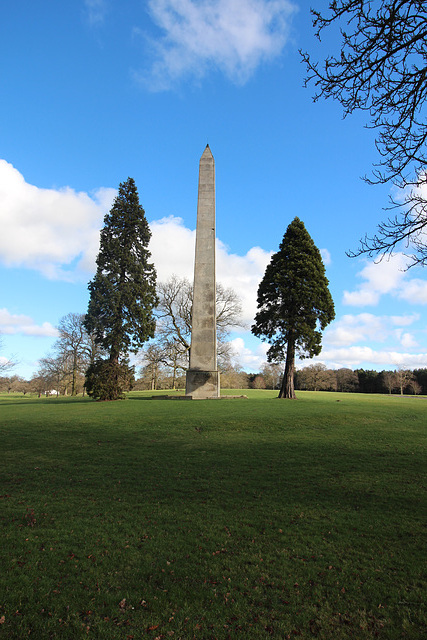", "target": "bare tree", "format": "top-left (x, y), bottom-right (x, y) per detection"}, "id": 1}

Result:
top-left (261, 363), bottom-right (283, 390)
top-left (6, 376), bottom-right (30, 395)
top-left (155, 276), bottom-right (193, 365)
top-left (302, 0), bottom-right (427, 267)
top-left (55, 313), bottom-right (87, 395)
top-left (0, 335), bottom-right (16, 374)
top-left (220, 366), bottom-right (250, 389)
top-left (382, 370), bottom-right (399, 395)
top-left (252, 375), bottom-right (266, 389)
top-left (153, 275), bottom-right (245, 371)
top-left (407, 378), bottom-right (422, 395)
top-left (36, 356), bottom-right (67, 396)
top-left (28, 375), bottom-right (49, 398)
top-left (395, 367), bottom-right (416, 396)
top-left (52, 313), bottom-right (105, 395)
top-left (138, 343), bottom-right (168, 391)
top-left (298, 363), bottom-right (337, 392)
